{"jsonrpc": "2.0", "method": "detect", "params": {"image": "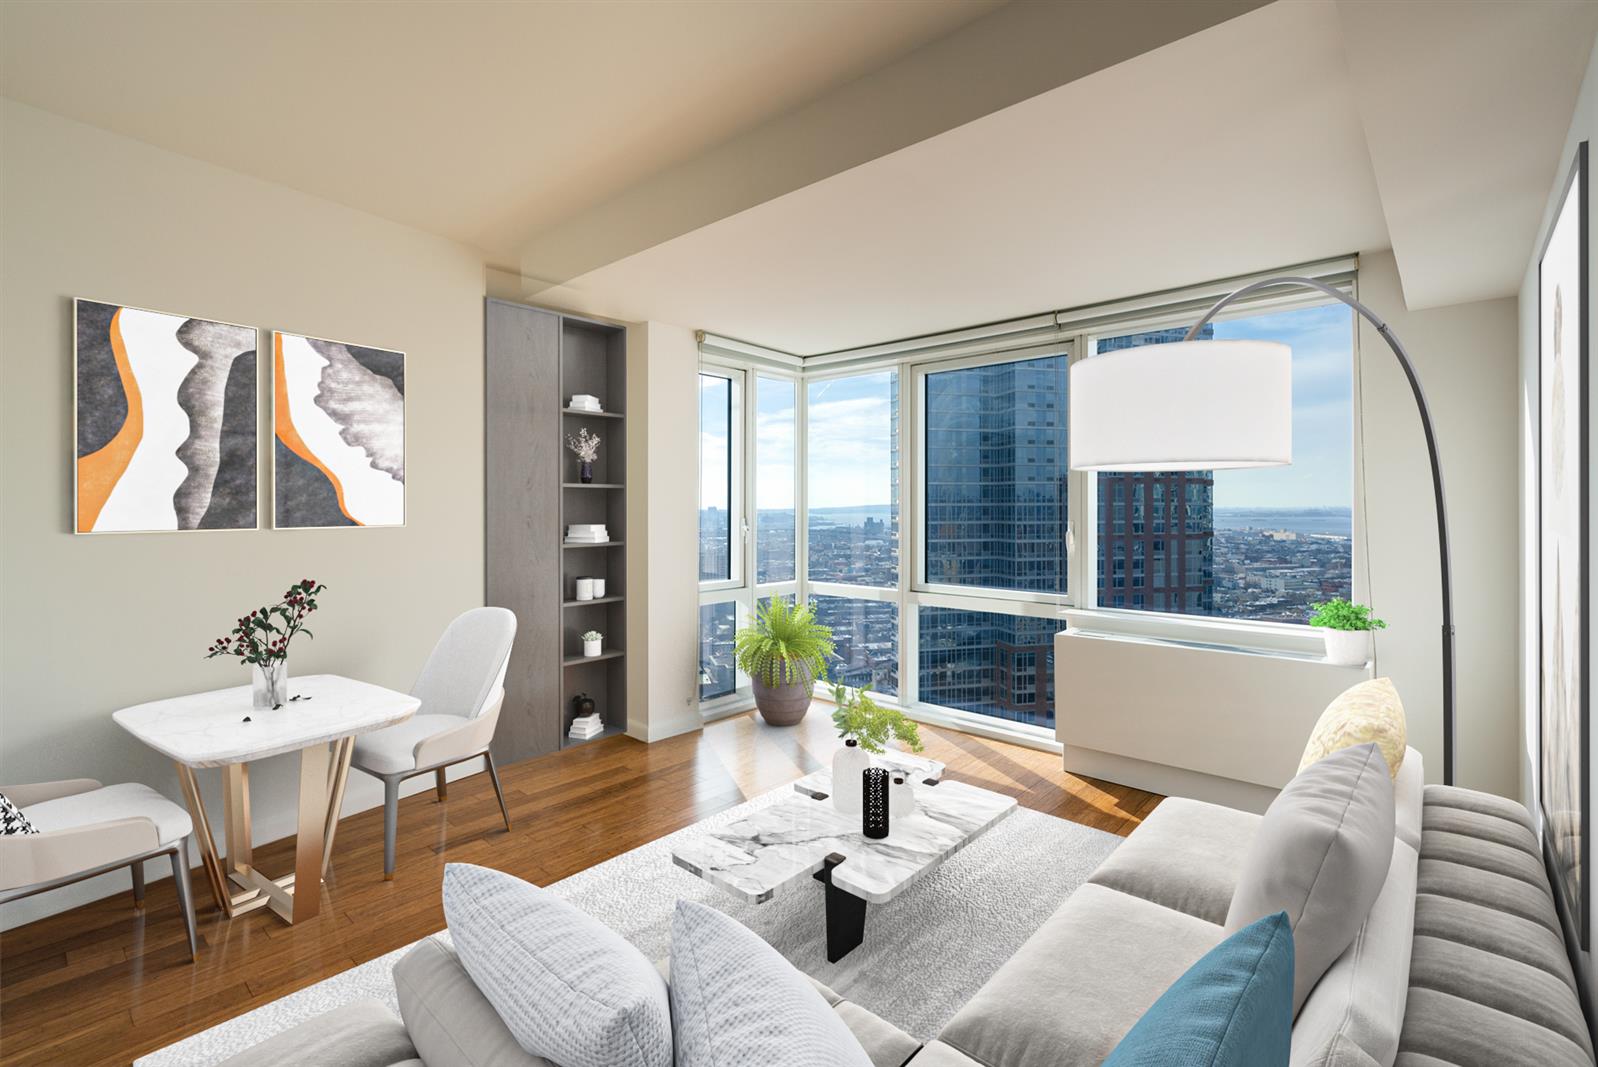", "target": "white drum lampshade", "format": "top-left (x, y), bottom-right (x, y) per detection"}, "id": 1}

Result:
top-left (1069, 339), bottom-right (1292, 471)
